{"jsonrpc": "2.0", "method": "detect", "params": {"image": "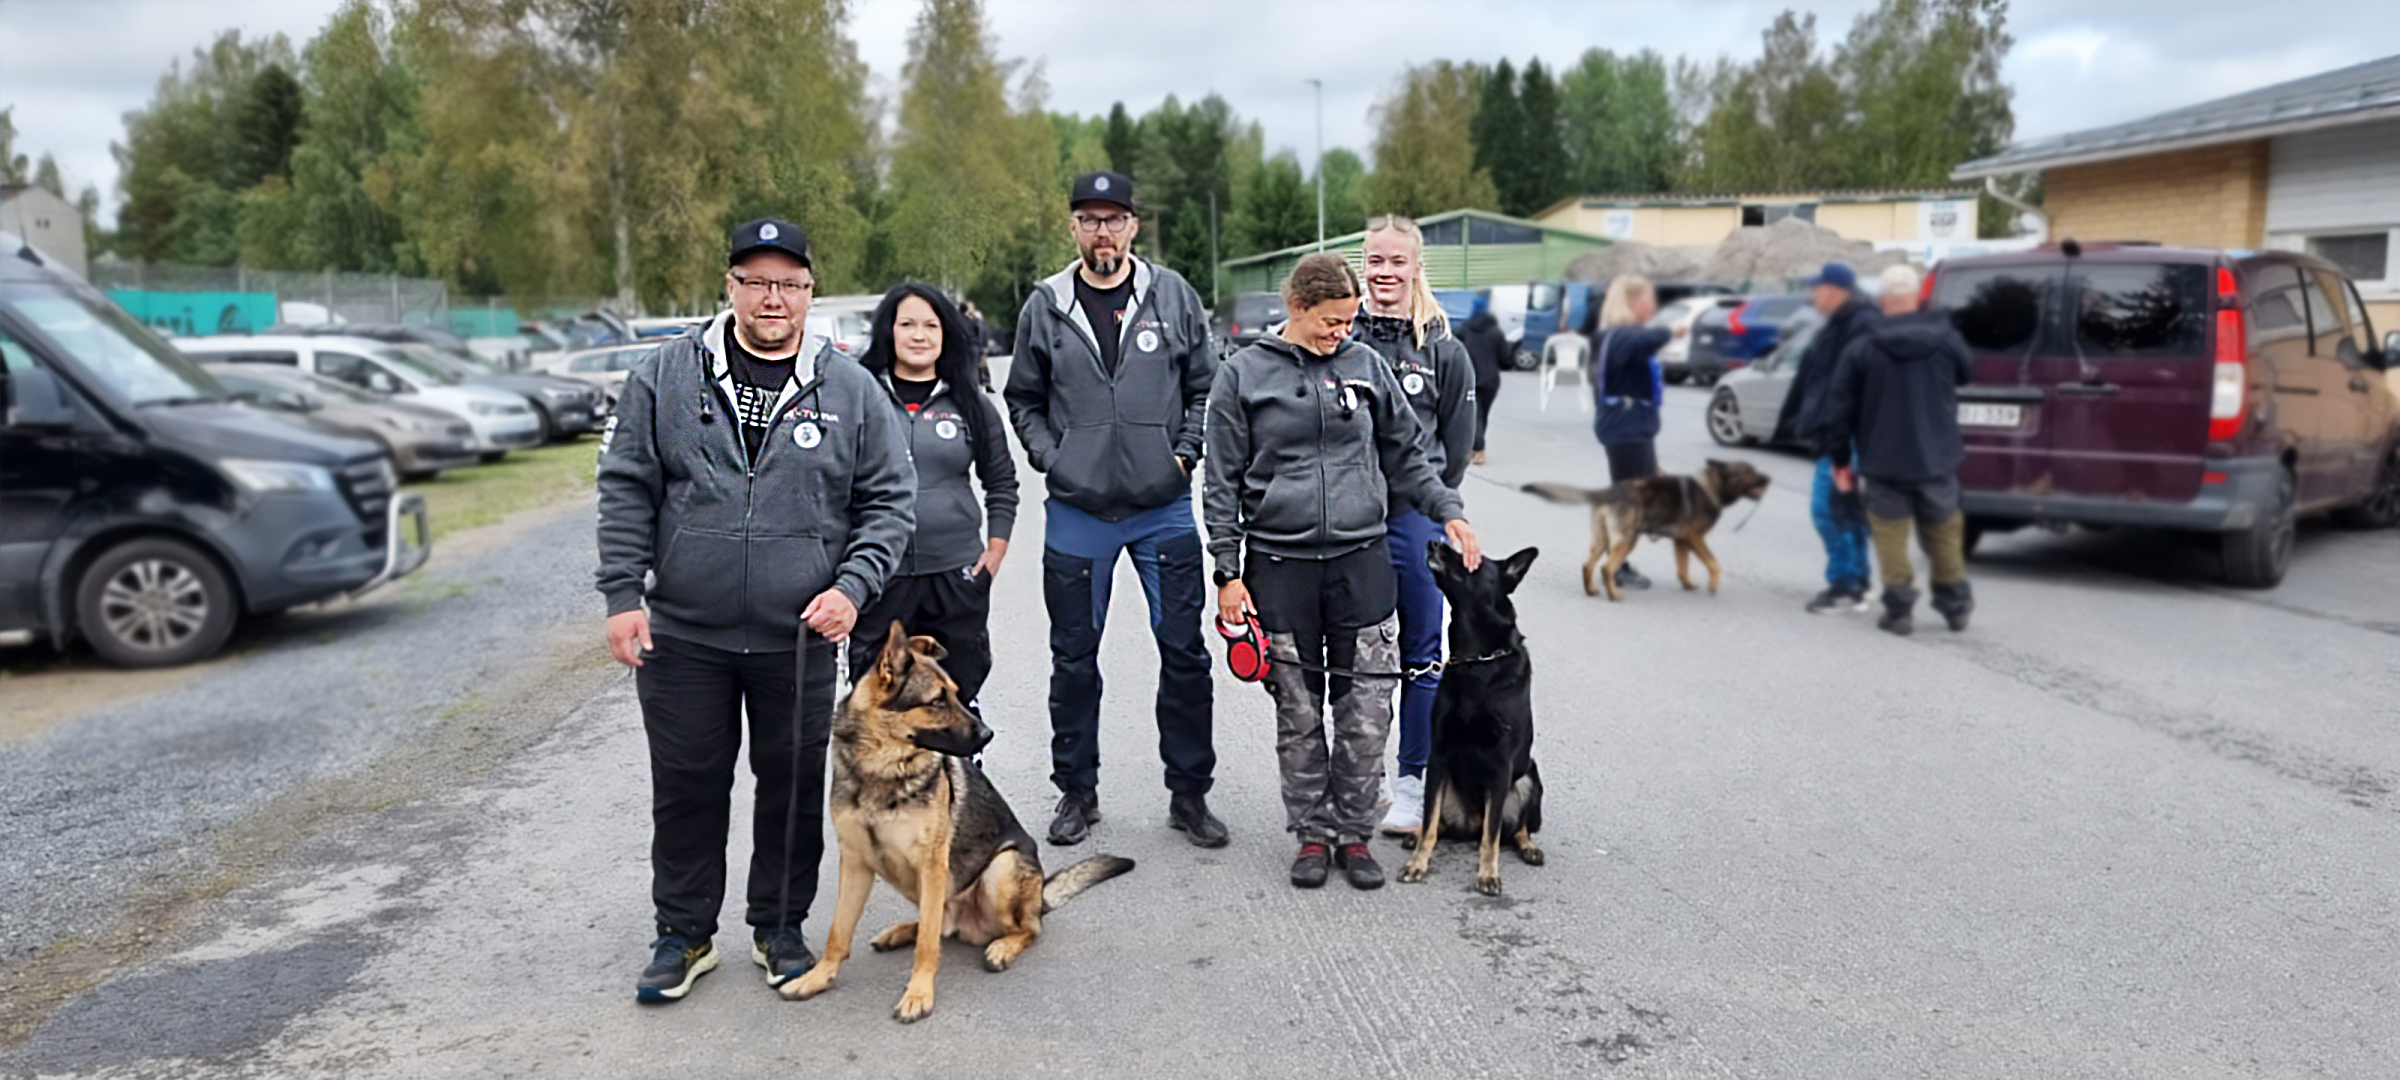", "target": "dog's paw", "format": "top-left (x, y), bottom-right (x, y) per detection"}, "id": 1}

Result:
top-left (1475, 874), bottom-right (1503, 896)
top-left (893, 986), bottom-right (936, 1023)
top-left (982, 939), bottom-right (1024, 973)
top-left (1517, 846), bottom-right (1546, 866)
top-left (1397, 863), bottom-right (1430, 884)
top-left (870, 921), bottom-right (918, 952)
top-left (782, 963), bottom-right (838, 1001)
